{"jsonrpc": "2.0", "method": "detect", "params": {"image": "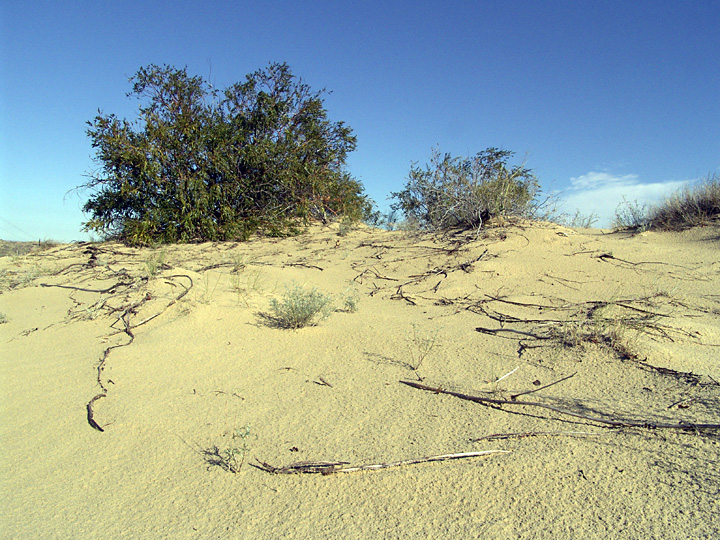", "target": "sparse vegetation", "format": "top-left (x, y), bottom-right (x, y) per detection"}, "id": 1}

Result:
top-left (199, 272), bottom-right (222, 304)
top-left (340, 286), bottom-right (360, 313)
top-left (391, 147), bottom-right (546, 231)
top-left (229, 269), bottom-right (265, 307)
top-left (0, 312), bottom-right (8, 324)
top-left (560, 210), bottom-right (599, 229)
